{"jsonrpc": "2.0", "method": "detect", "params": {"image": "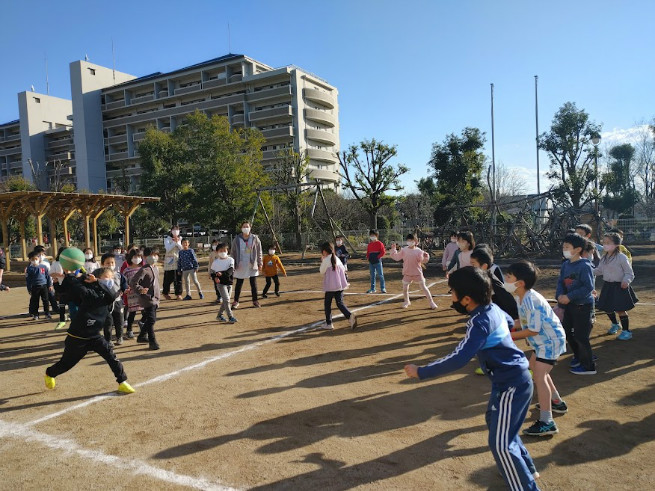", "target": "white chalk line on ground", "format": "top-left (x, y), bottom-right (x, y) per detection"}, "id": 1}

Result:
top-left (0, 419), bottom-right (237, 491)
top-left (25, 280), bottom-right (444, 427)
